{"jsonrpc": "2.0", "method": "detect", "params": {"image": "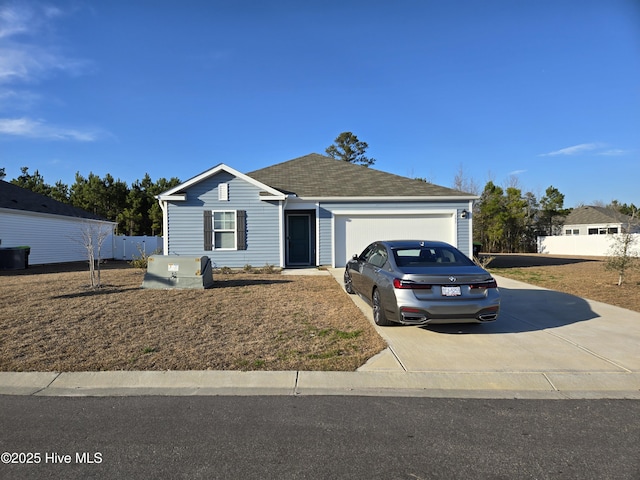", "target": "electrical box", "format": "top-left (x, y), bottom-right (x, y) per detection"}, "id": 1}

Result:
top-left (141, 255), bottom-right (214, 289)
